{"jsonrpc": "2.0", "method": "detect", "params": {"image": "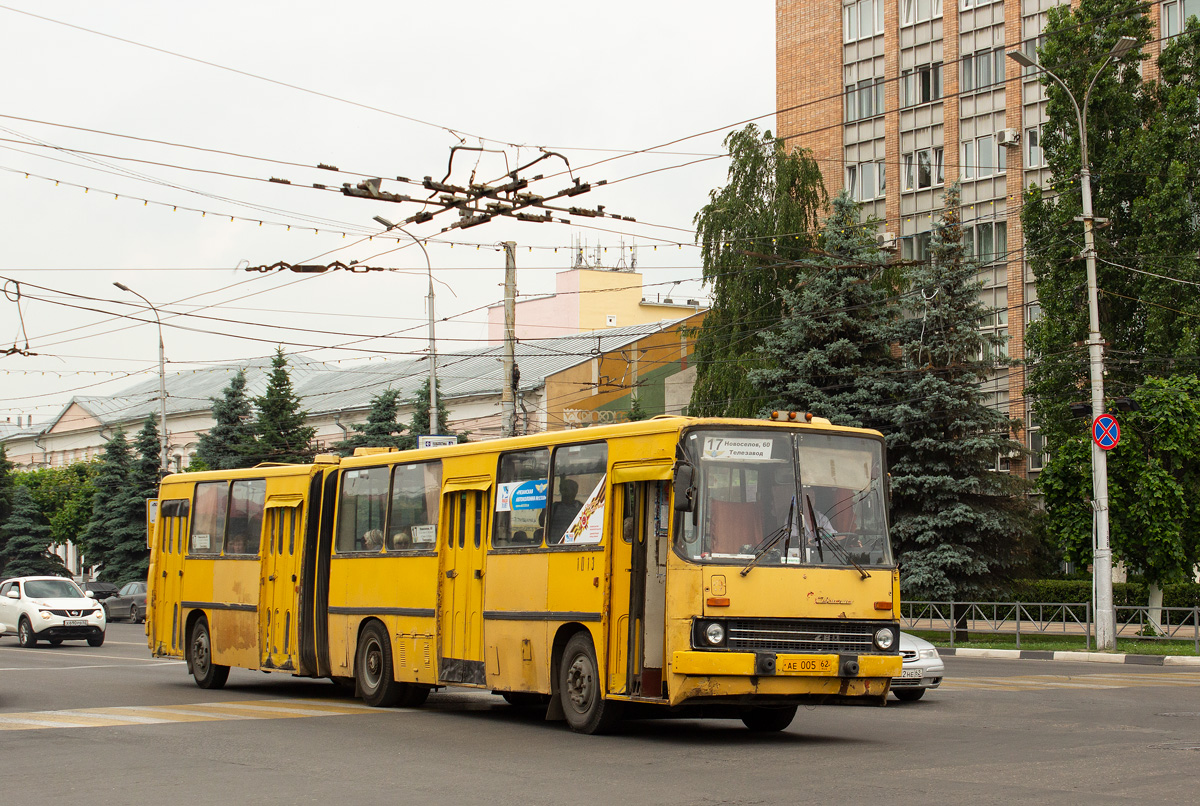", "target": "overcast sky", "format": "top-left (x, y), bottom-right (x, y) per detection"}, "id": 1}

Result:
top-left (0, 1), bottom-right (775, 425)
